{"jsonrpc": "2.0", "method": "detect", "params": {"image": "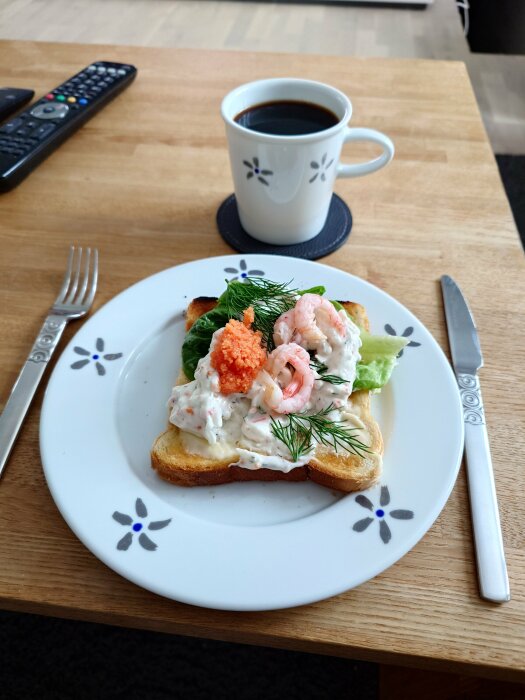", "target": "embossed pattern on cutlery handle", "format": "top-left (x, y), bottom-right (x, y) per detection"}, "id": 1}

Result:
top-left (0, 315), bottom-right (67, 479)
top-left (459, 373), bottom-right (510, 602)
